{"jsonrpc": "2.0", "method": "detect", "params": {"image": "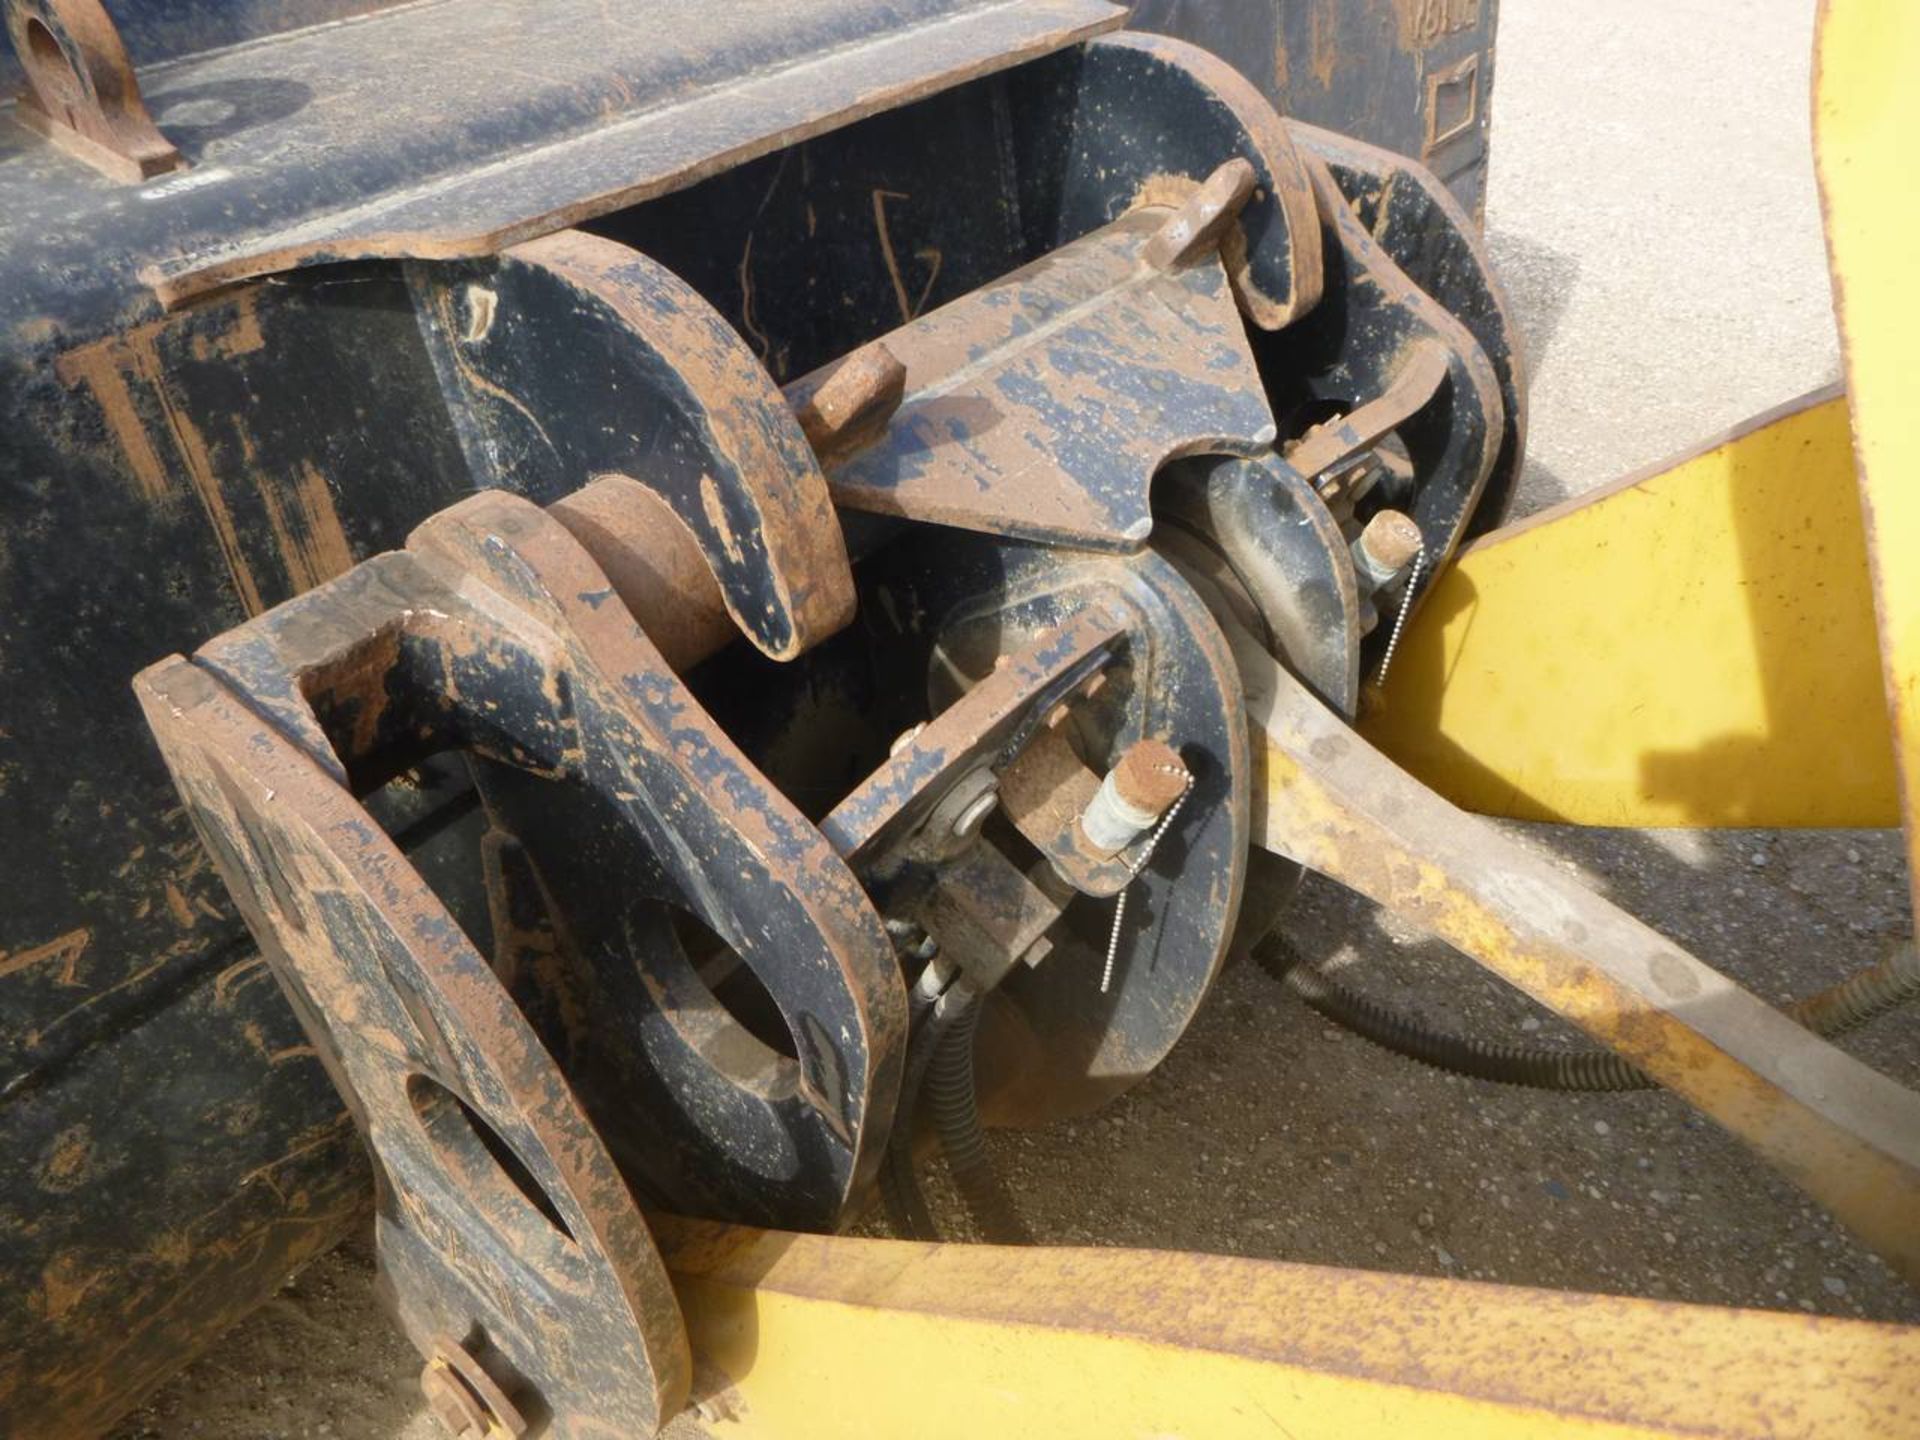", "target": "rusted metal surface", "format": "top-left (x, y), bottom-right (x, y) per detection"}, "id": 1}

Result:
top-left (547, 477), bottom-right (735, 675)
top-left (839, 536), bottom-right (1251, 1126)
top-left (0, 18), bottom-right (1351, 1424)
top-left (789, 207), bottom-right (1275, 550)
top-left (1249, 143), bottom-right (1508, 639)
top-left (0, 270), bottom-right (471, 1440)
top-left (421, 1337), bottom-right (528, 1440)
top-left (133, 660), bottom-right (692, 1434)
top-left (999, 725), bottom-right (1138, 896)
top-left (134, 489), bottom-right (930, 1432)
top-left (211, 490), bottom-right (903, 1225)
top-left (1235, 614), bottom-right (1920, 1285)
top-left (1066, 32), bottom-right (1324, 331)
top-left (1156, 455), bottom-right (1364, 715)
top-left (793, 342), bottom-right (907, 461)
top-left (413, 229), bottom-right (855, 663)
top-left (820, 607), bottom-right (1129, 863)
top-left (4, 0), bottom-right (182, 180)
top-left (1284, 338), bottom-right (1450, 483)
top-left (1127, 0), bottom-right (1502, 220)
top-left (1356, 508), bottom-right (1424, 578)
top-left (1292, 120), bottom-right (1528, 529)
top-left (0, 2), bottom-right (1547, 1427)
top-left (920, 844), bottom-right (1065, 989)
top-left (1143, 156), bottom-right (1257, 271)
top-left (128, 0), bottom-right (1128, 306)
top-left (1108, 738), bottom-right (1190, 817)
